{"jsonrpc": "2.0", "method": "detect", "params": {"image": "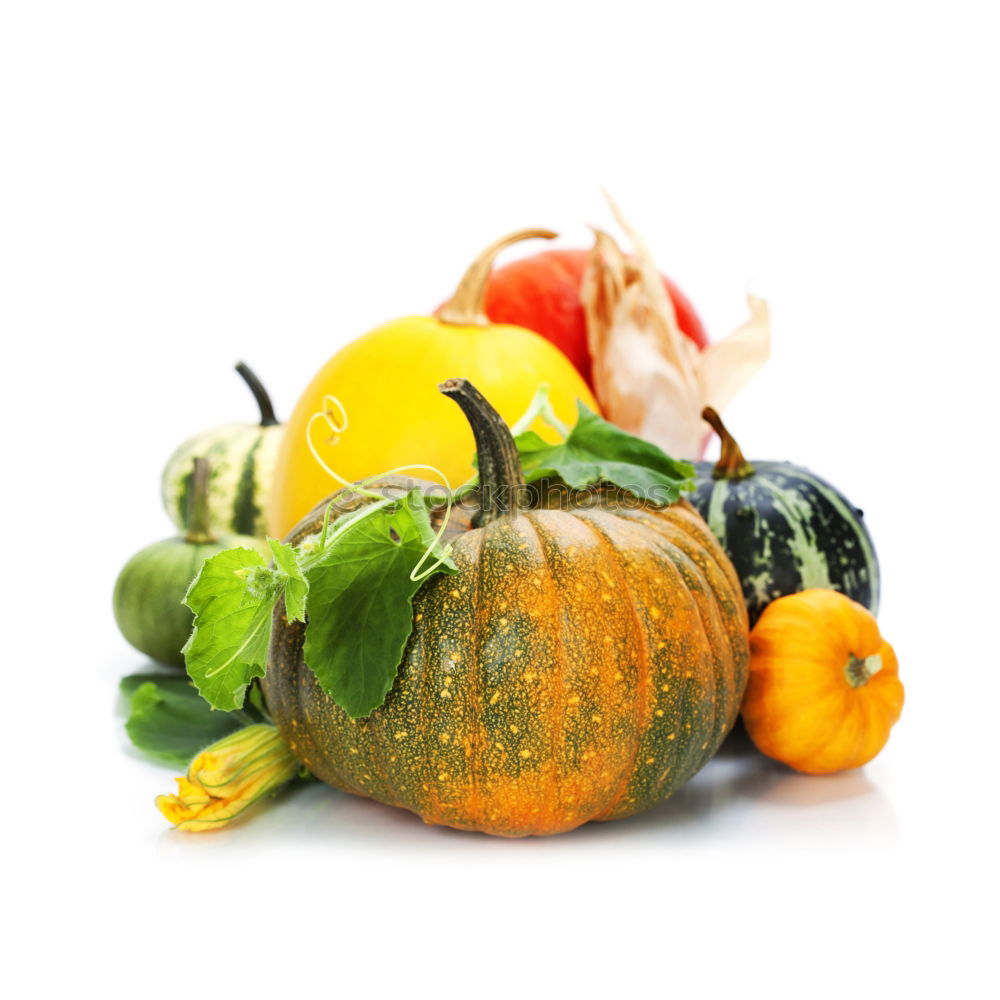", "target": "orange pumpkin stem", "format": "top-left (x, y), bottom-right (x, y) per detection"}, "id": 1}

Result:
top-left (438, 229), bottom-right (558, 328)
top-left (702, 407), bottom-right (755, 480)
top-left (185, 457), bottom-right (217, 545)
top-left (439, 378), bottom-right (526, 525)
